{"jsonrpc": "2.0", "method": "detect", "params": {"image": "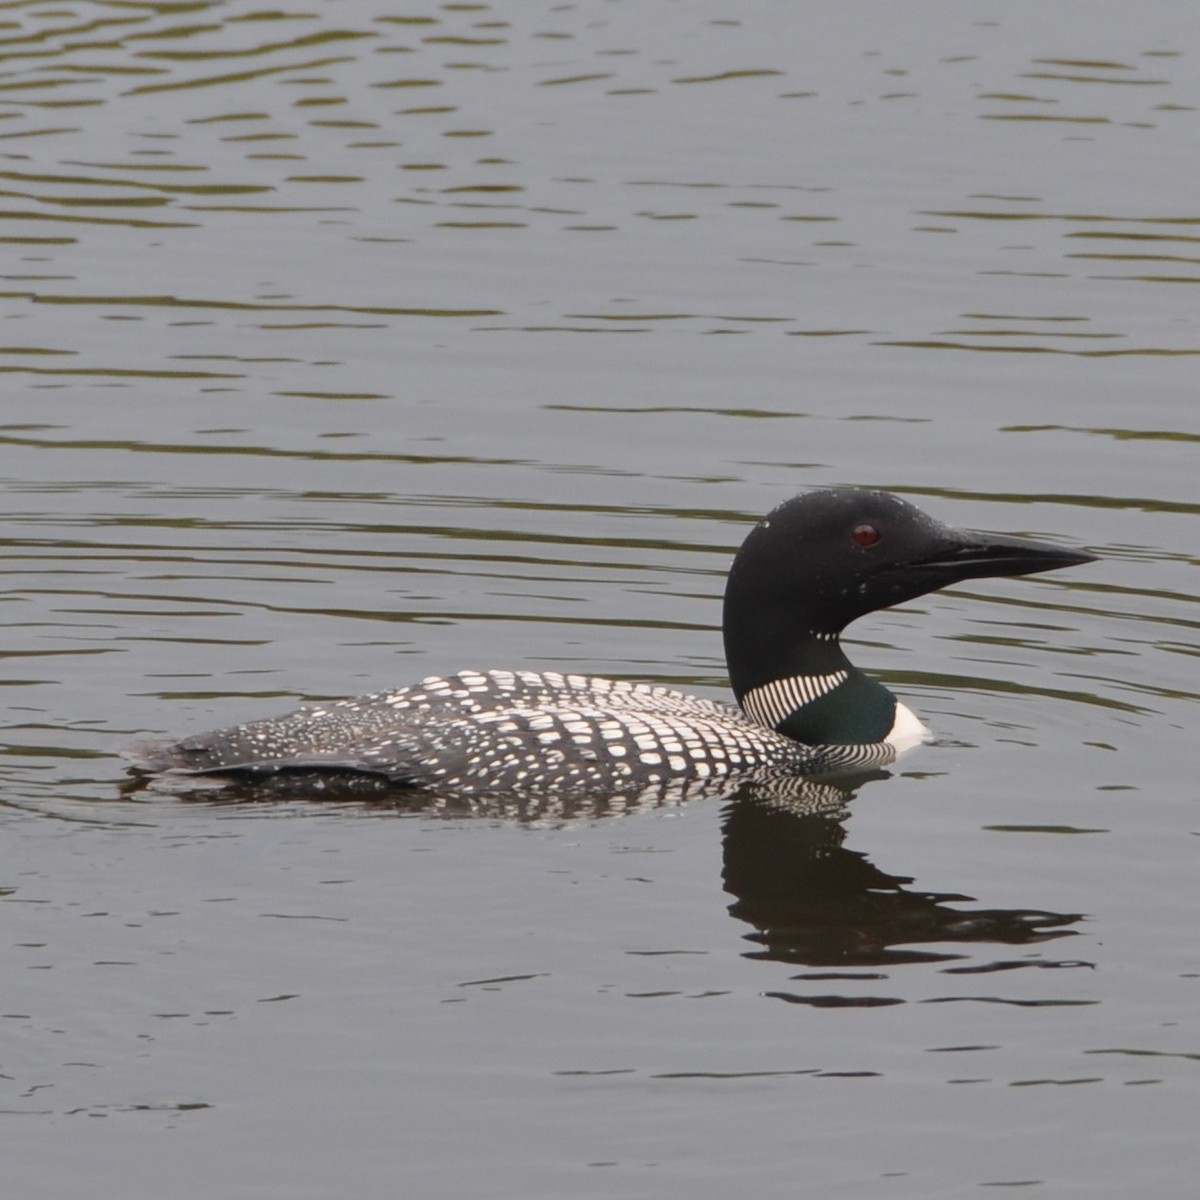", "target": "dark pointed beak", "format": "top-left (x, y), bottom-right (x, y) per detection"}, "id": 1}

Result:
top-left (912, 526), bottom-right (1096, 584)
